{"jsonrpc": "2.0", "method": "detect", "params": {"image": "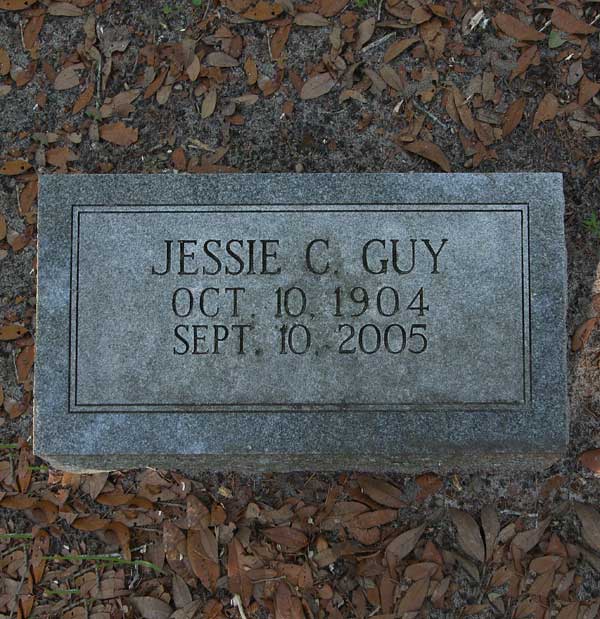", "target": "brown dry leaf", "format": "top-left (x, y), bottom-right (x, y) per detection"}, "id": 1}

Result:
top-left (415, 473), bottom-right (442, 500)
top-left (481, 504), bottom-right (500, 562)
top-left (244, 57), bottom-right (258, 85)
top-left (172, 574), bottom-right (192, 609)
top-left (131, 597), bottom-right (172, 619)
top-left (187, 526), bottom-right (219, 592)
top-left (16, 346), bottom-right (34, 383)
top-left (502, 97), bottom-right (526, 137)
top-left (574, 503), bottom-right (600, 553)
top-left (186, 55), bottom-right (200, 81)
top-left (511, 45), bottom-right (540, 82)
top-left (300, 72), bottom-right (335, 100)
top-left (0, 0), bottom-right (36, 8)
top-left (552, 7), bottom-right (598, 35)
top-left (242, 1), bottom-right (283, 21)
top-left (353, 508), bottom-right (397, 529)
top-left (449, 508), bottom-right (485, 563)
top-left (579, 76), bottom-right (600, 106)
top-left (99, 121), bottom-right (138, 146)
top-left (532, 93), bottom-right (558, 129)
top-left (275, 582), bottom-right (304, 619)
top-left (385, 523), bottom-right (426, 568)
top-left (202, 89), bottom-right (217, 118)
top-left (411, 6), bottom-right (431, 24)
top-left (495, 13), bottom-right (545, 41)
top-left (271, 23), bottom-right (291, 60)
top-left (379, 64), bottom-right (405, 92)
top-left (228, 537), bottom-right (252, 606)
top-left (0, 160), bottom-right (32, 176)
top-left (357, 476), bottom-right (404, 507)
top-left (511, 517), bottom-right (550, 554)
top-left (383, 36), bottom-right (419, 63)
top-left (294, 13), bottom-right (328, 26)
top-left (397, 578), bottom-right (429, 614)
top-left (54, 65), bottom-right (82, 91)
top-left (23, 14), bottom-right (44, 50)
top-left (579, 449), bottom-right (600, 474)
top-left (319, 0), bottom-right (347, 17)
top-left (404, 140), bottom-right (451, 172)
top-left (0, 48), bottom-right (10, 76)
top-left (0, 324), bottom-right (28, 340)
top-left (0, 214), bottom-right (6, 240)
top-left (73, 82), bottom-right (94, 114)
top-left (356, 17), bottom-right (376, 50)
top-left (206, 52), bottom-right (239, 67)
top-left (48, 2), bottom-right (83, 15)
top-left (572, 317), bottom-right (598, 352)
top-left (264, 526), bottom-right (309, 551)
top-left (47, 146), bottom-right (78, 171)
